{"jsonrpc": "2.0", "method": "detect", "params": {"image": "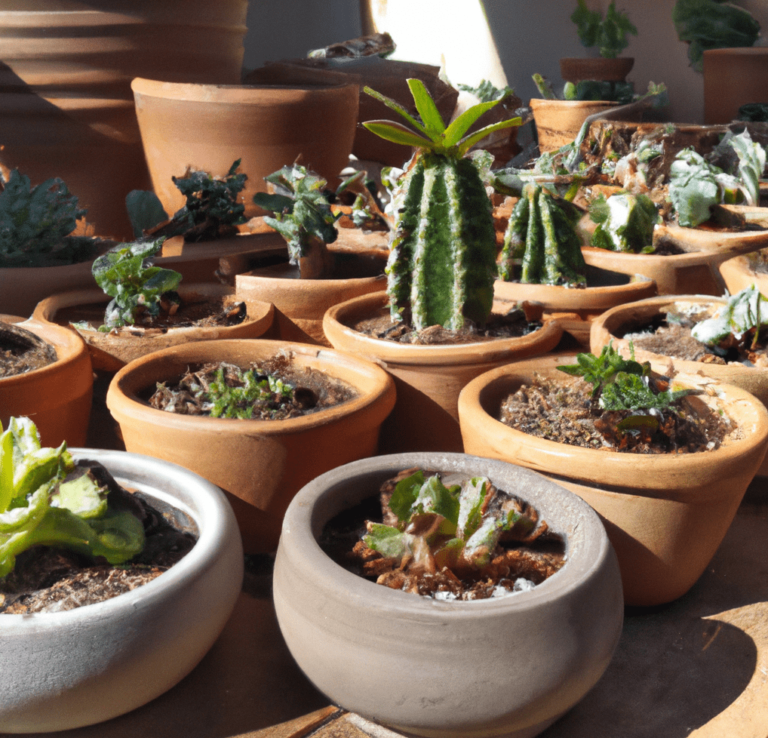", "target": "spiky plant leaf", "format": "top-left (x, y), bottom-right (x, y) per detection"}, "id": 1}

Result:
top-left (407, 78), bottom-right (445, 137)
